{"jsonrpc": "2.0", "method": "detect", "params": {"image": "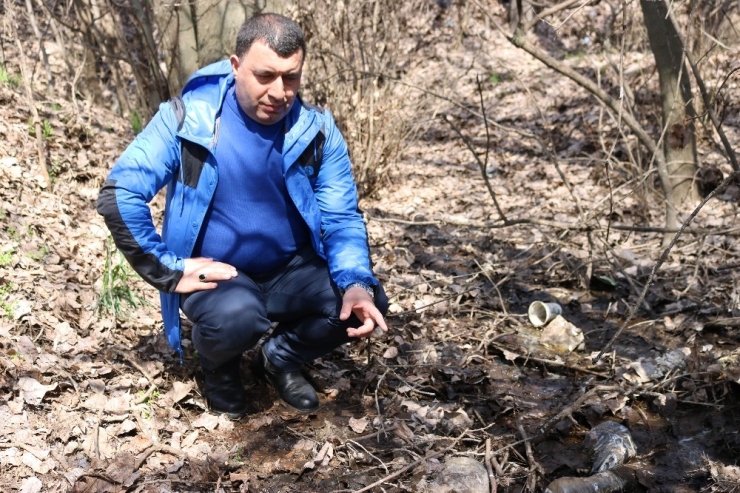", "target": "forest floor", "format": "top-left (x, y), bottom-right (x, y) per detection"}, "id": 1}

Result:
top-left (1, 3), bottom-right (740, 493)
